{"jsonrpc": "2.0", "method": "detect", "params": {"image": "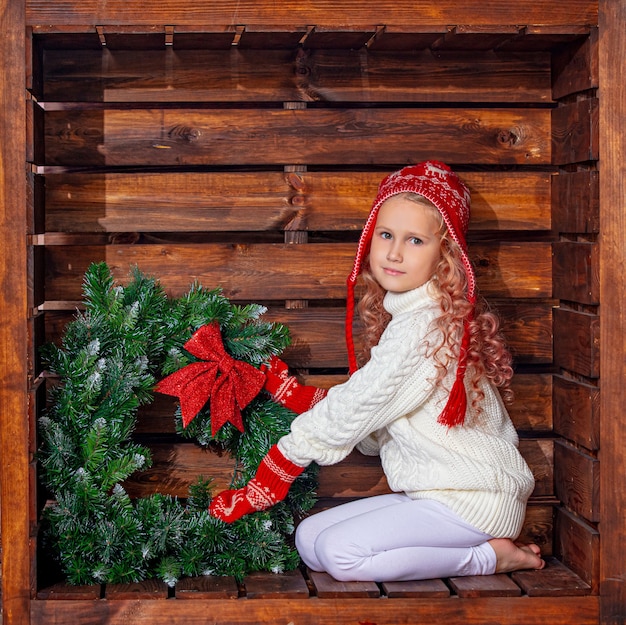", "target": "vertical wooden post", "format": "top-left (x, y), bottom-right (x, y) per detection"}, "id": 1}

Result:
top-left (598, 1), bottom-right (626, 623)
top-left (0, 0), bottom-right (30, 623)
